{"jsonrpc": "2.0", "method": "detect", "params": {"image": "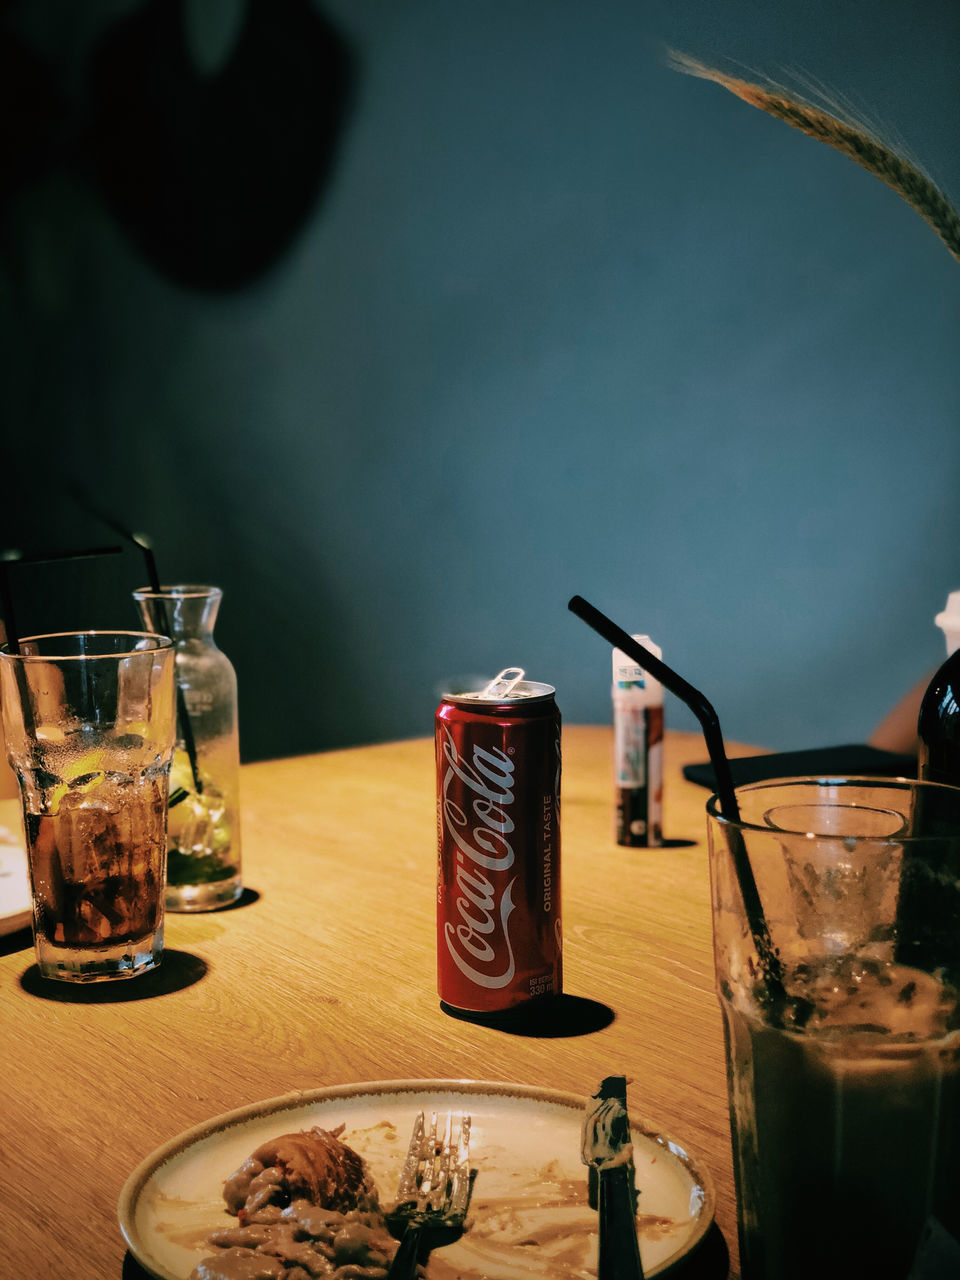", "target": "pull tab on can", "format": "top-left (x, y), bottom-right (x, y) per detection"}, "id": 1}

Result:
top-left (481, 667), bottom-right (526, 699)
